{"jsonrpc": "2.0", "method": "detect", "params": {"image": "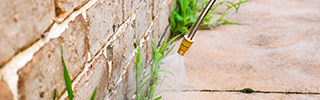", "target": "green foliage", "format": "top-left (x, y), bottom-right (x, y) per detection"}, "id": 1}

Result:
top-left (135, 35), bottom-right (180, 100)
top-left (60, 46), bottom-right (73, 100)
top-left (170, 0), bottom-right (198, 36)
top-left (170, 0), bottom-right (248, 36)
top-left (199, 0), bottom-right (249, 29)
top-left (241, 88), bottom-right (255, 93)
top-left (53, 89), bottom-right (58, 100)
top-left (153, 96), bottom-right (162, 100)
top-left (135, 38), bottom-right (143, 100)
top-left (60, 46), bottom-right (98, 100)
top-left (90, 87), bottom-right (98, 100)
